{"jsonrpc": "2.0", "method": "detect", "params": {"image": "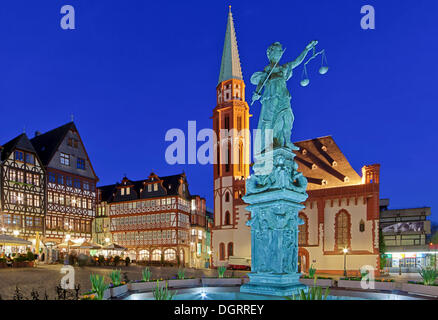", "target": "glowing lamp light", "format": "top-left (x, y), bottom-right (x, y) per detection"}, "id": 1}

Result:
top-left (13, 230), bottom-right (19, 236)
top-left (1, 228), bottom-right (6, 232)
top-left (200, 290), bottom-right (207, 300)
top-left (65, 234), bottom-right (71, 240)
top-left (105, 238), bottom-right (110, 243)
top-left (343, 248), bottom-right (348, 254)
